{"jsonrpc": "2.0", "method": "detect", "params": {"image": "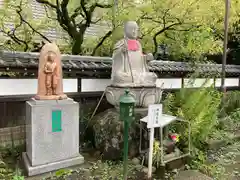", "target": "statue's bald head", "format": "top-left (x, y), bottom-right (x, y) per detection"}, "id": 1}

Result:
top-left (46, 51), bottom-right (56, 63)
top-left (124, 21), bottom-right (139, 39)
